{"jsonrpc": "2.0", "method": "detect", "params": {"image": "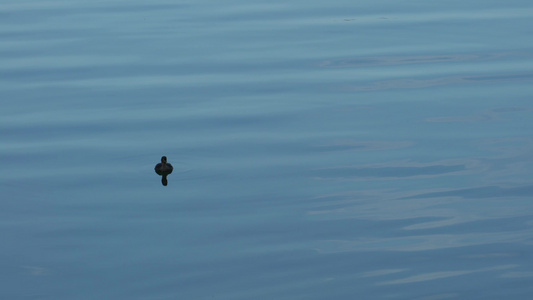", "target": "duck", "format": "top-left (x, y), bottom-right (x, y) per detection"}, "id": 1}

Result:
top-left (155, 156), bottom-right (173, 174)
